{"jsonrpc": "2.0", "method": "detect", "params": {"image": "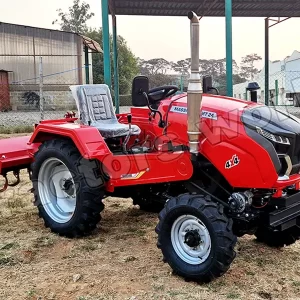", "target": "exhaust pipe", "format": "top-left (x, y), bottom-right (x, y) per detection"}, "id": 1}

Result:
top-left (187, 11), bottom-right (202, 155)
